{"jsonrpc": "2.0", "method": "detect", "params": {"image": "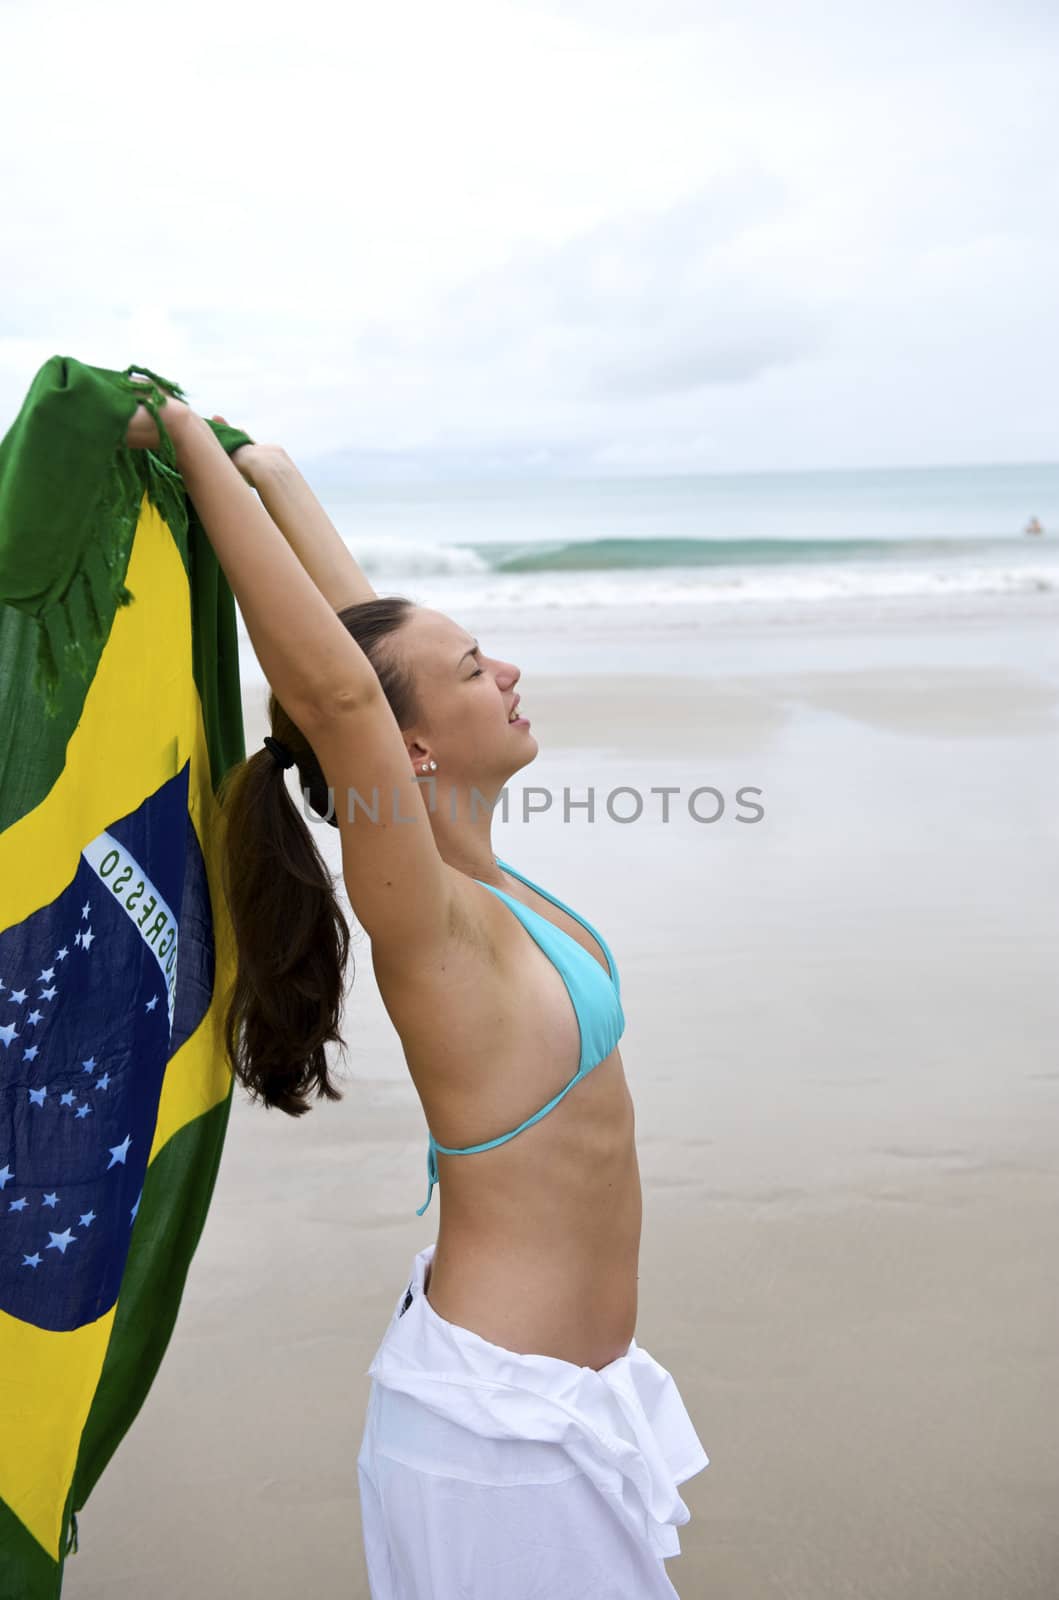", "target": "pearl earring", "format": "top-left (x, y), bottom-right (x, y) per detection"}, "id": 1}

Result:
top-left (419, 759), bottom-right (437, 773)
